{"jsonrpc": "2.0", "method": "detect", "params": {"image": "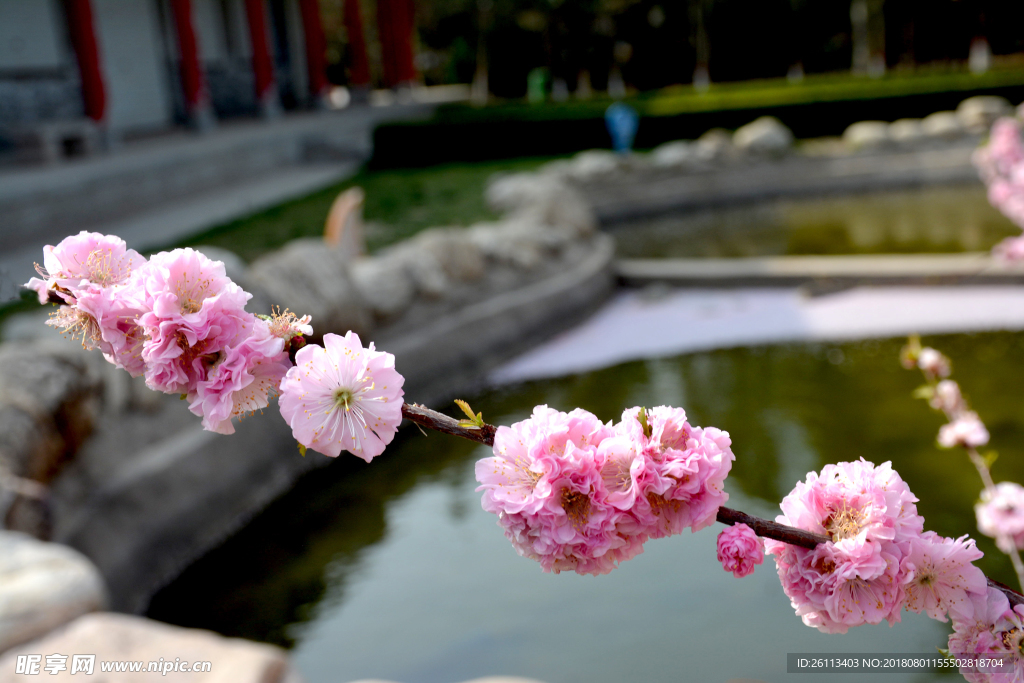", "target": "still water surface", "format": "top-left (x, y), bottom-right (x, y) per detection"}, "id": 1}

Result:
top-left (150, 332), bottom-right (1024, 683)
top-left (612, 185), bottom-right (1019, 258)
